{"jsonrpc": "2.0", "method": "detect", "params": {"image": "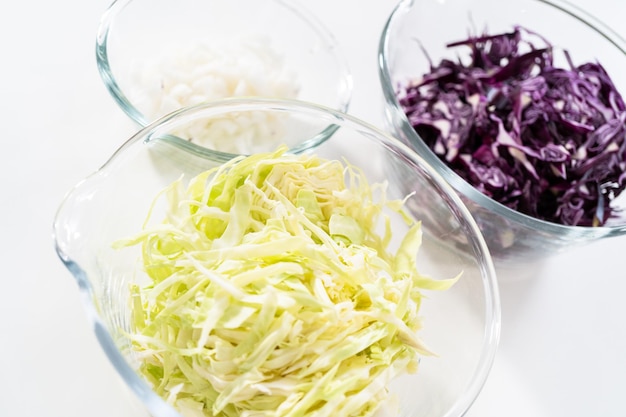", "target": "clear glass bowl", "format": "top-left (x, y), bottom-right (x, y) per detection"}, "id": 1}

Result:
top-left (53, 98), bottom-right (500, 417)
top-left (96, 0), bottom-right (352, 156)
top-left (378, 0), bottom-right (626, 270)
